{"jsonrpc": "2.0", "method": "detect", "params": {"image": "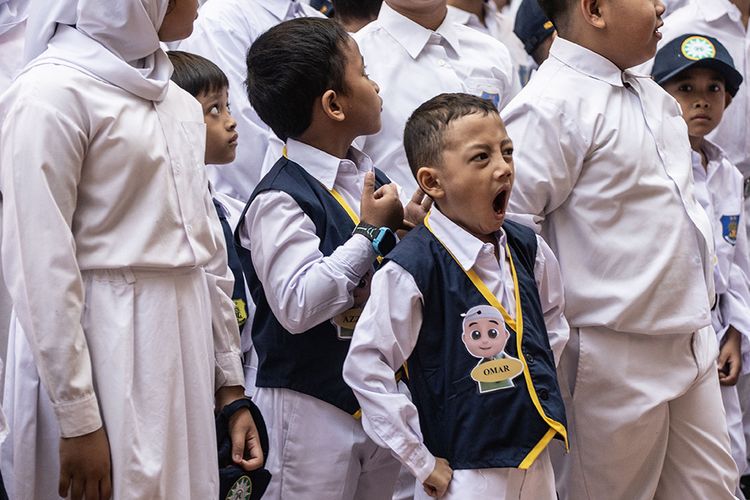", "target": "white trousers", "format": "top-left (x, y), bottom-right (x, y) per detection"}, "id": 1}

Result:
top-left (254, 387), bottom-right (401, 500)
top-left (413, 448), bottom-right (556, 500)
top-left (739, 373), bottom-right (750, 476)
top-left (556, 326), bottom-right (737, 500)
top-left (722, 384), bottom-right (748, 498)
top-left (1, 268), bottom-right (219, 499)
